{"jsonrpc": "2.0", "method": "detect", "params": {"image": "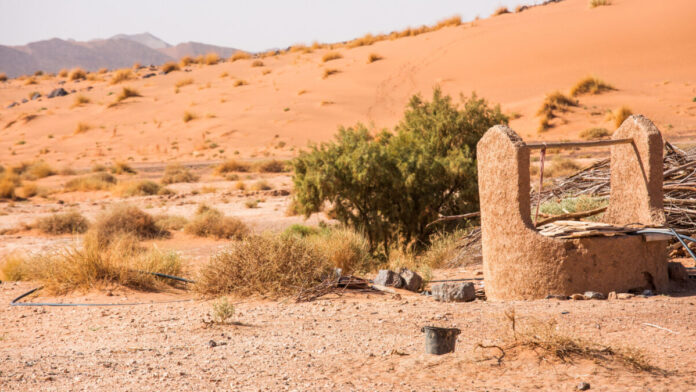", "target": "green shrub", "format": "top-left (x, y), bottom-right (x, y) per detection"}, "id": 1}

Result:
top-left (292, 88), bottom-right (507, 254)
